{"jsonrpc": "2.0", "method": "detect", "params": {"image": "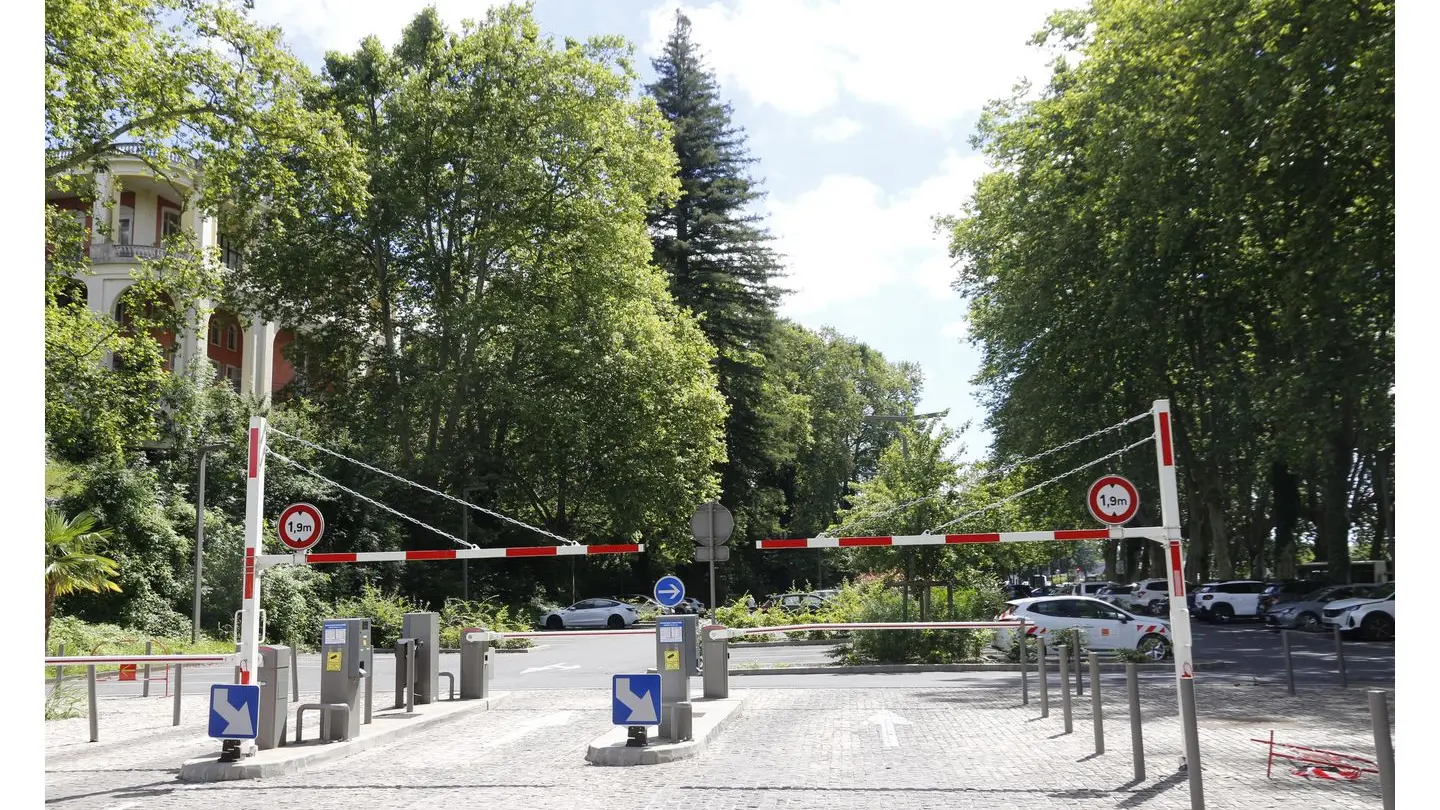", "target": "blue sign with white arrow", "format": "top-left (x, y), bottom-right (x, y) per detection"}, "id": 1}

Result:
top-left (653, 574), bottom-right (685, 608)
top-left (612, 674), bottom-right (662, 726)
top-left (208, 684), bottom-right (260, 740)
